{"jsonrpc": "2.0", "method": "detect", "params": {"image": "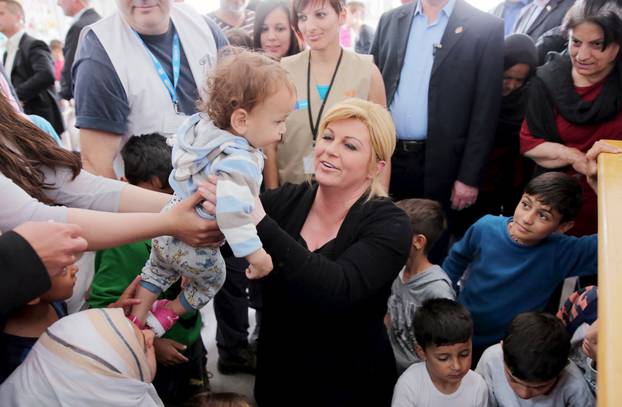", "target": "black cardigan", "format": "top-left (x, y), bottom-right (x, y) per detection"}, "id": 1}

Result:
top-left (254, 183), bottom-right (411, 407)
